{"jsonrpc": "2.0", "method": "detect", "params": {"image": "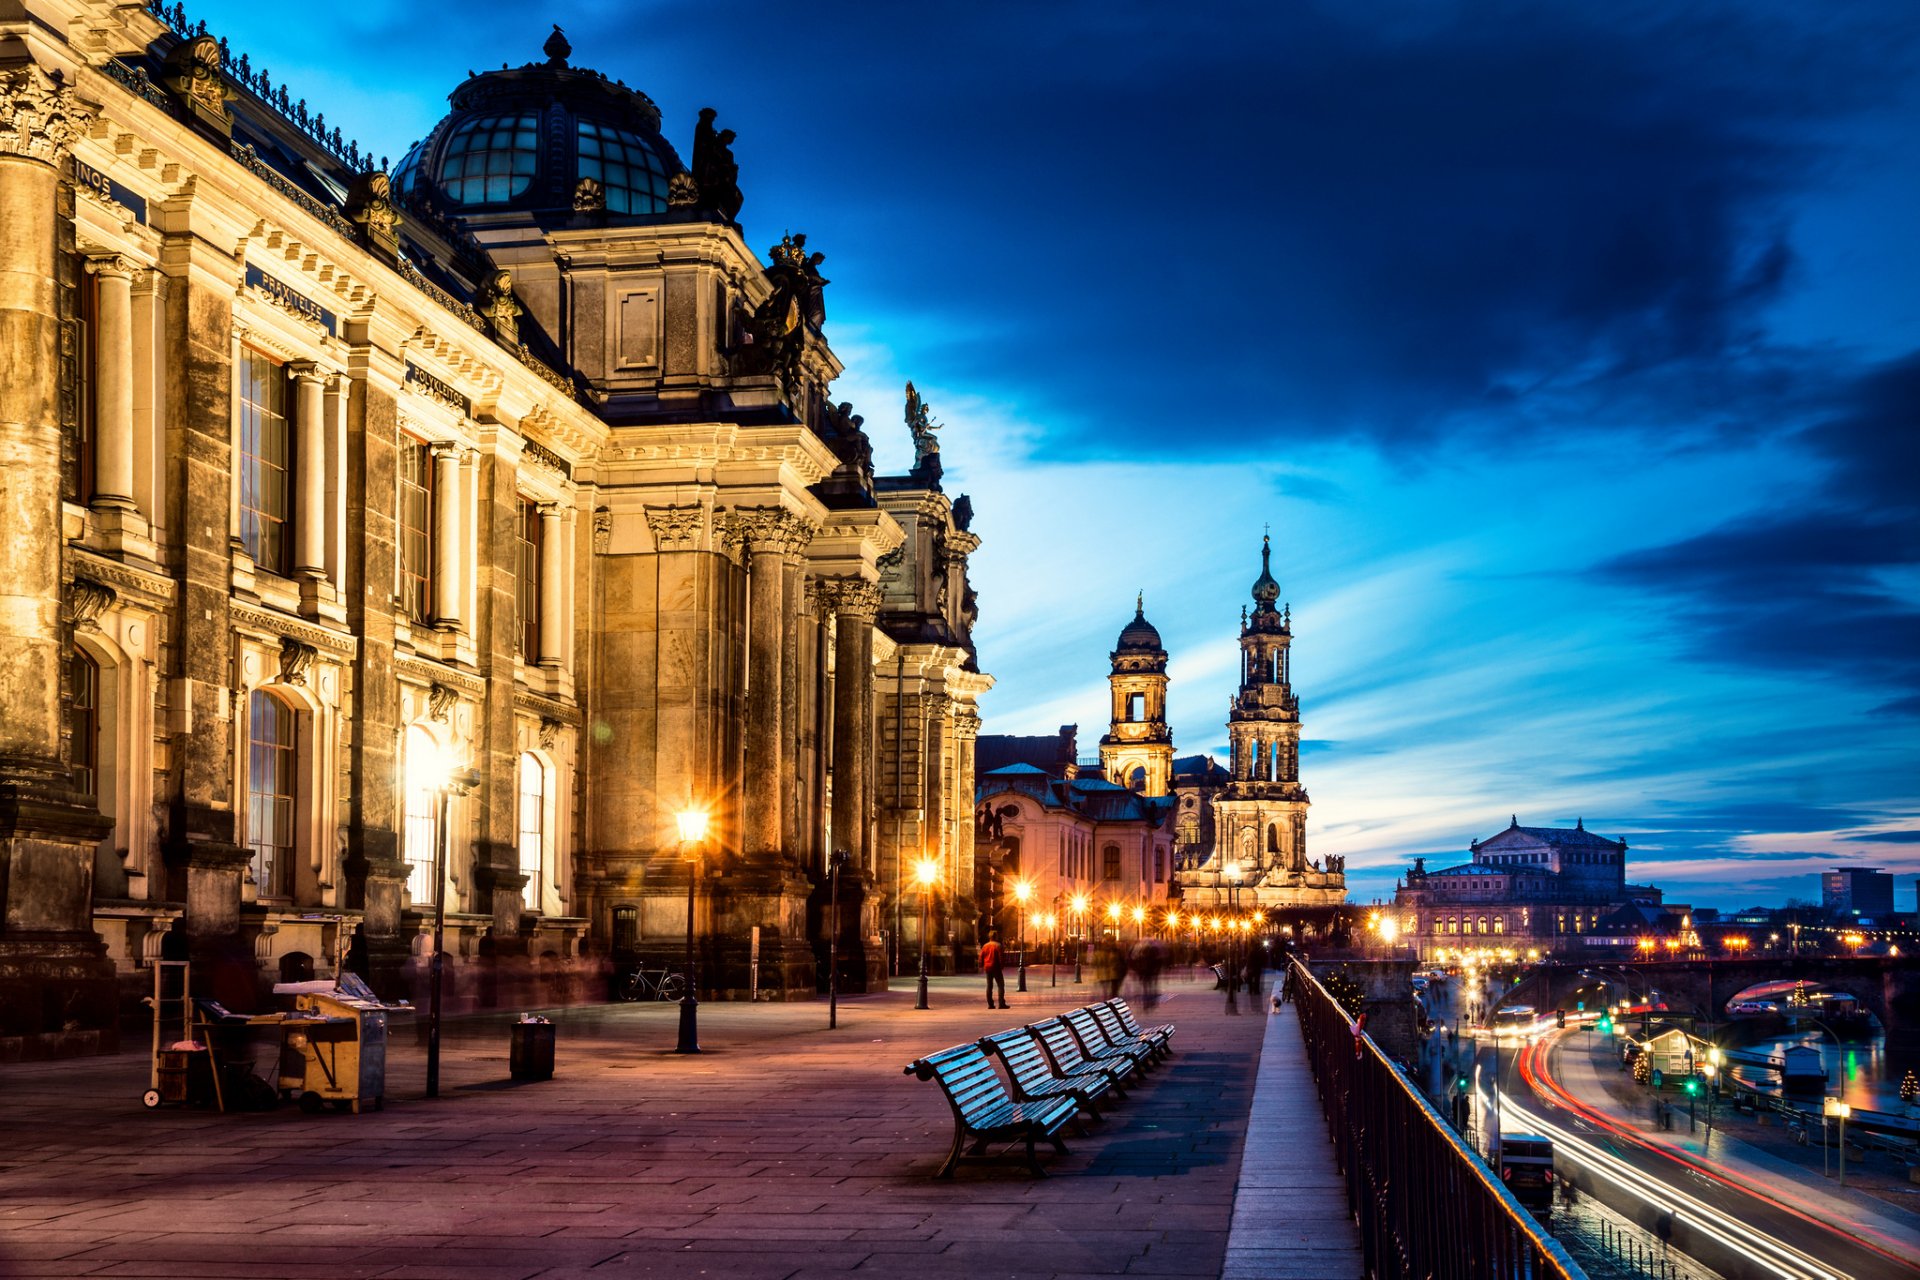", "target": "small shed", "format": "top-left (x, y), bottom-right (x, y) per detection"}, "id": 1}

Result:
top-left (1781, 1044), bottom-right (1827, 1093)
